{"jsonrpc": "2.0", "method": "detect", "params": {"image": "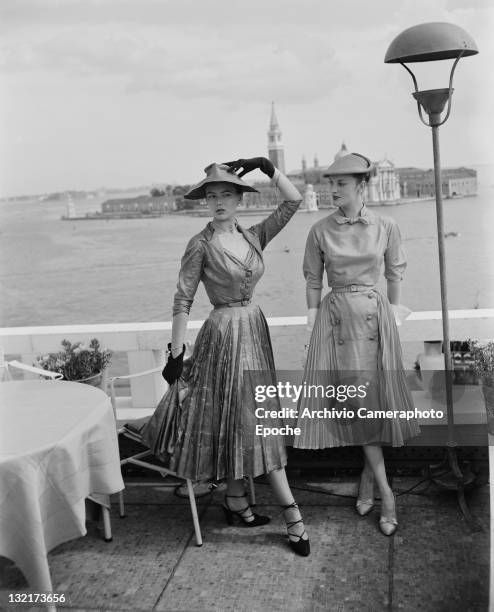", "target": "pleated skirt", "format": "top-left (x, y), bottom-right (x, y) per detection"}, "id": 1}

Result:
top-left (294, 288), bottom-right (420, 448)
top-left (142, 304), bottom-right (287, 481)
